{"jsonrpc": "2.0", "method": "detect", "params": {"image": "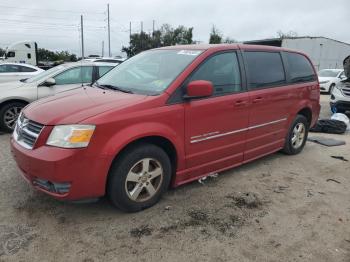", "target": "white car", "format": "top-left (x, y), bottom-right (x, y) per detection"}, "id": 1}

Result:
top-left (0, 62), bottom-right (116, 132)
top-left (330, 56), bottom-right (350, 113)
top-left (318, 69), bottom-right (346, 93)
top-left (0, 63), bottom-right (44, 83)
